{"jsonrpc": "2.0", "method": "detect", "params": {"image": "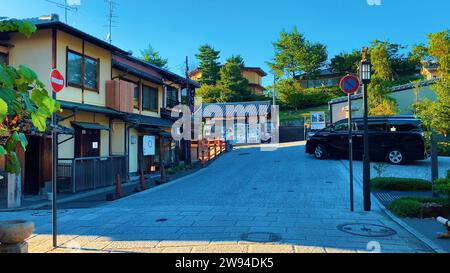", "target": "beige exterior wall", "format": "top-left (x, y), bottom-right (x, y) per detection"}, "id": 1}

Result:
top-left (111, 121), bottom-right (125, 155)
top-left (8, 29), bottom-right (53, 92)
top-left (56, 31), bottom-right (112, 106)
top-left (242, 70), bottom-right (262, 85)
top-left (58, 111), bottom-right (111, 158)
top-left (331, 86), bottom-right (438, 123)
